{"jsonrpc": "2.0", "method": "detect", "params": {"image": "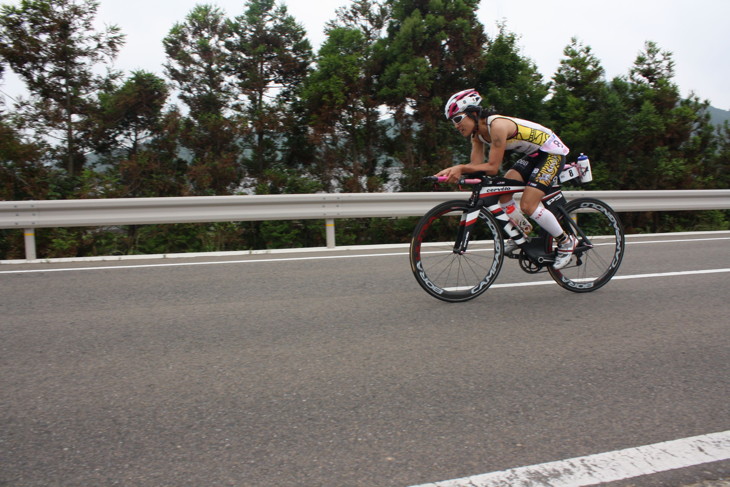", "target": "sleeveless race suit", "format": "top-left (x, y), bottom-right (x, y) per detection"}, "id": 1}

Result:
top-left (479, 115), bottom-right (570, 191)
